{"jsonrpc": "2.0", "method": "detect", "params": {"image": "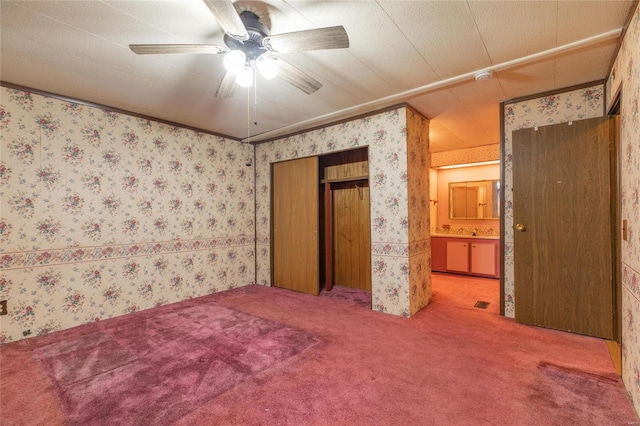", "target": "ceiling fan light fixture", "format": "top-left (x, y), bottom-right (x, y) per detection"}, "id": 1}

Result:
top-left (236, 64), bottom-right (254, 87)
top-left (223, 50), bottom-right (246, 73)
top-left (256, 55), bottom-right (279, 80)
top-left (130, 1), bottom-right (350, 97)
